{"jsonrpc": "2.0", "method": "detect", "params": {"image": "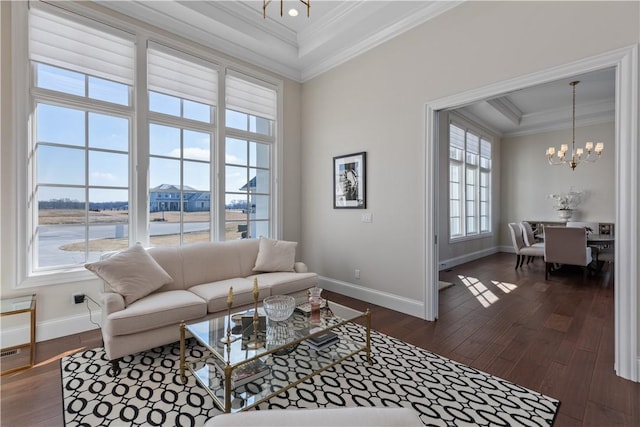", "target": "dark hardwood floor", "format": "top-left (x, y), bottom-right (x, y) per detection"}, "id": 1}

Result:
top-left (1, 252), bottom-right (638, 426)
